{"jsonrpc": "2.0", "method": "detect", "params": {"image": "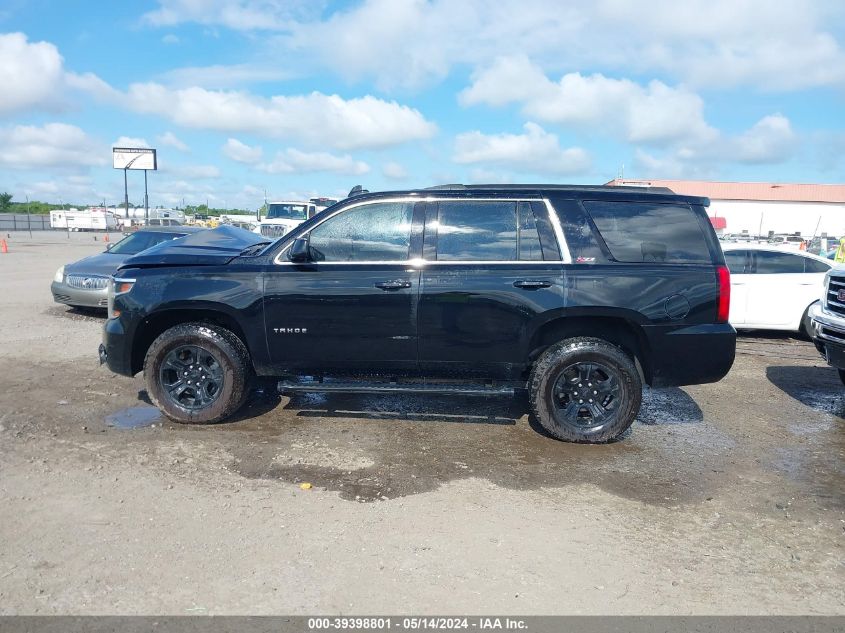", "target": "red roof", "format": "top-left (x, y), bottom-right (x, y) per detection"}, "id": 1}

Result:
top-left (605, 179), bottom-right (845, 203)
